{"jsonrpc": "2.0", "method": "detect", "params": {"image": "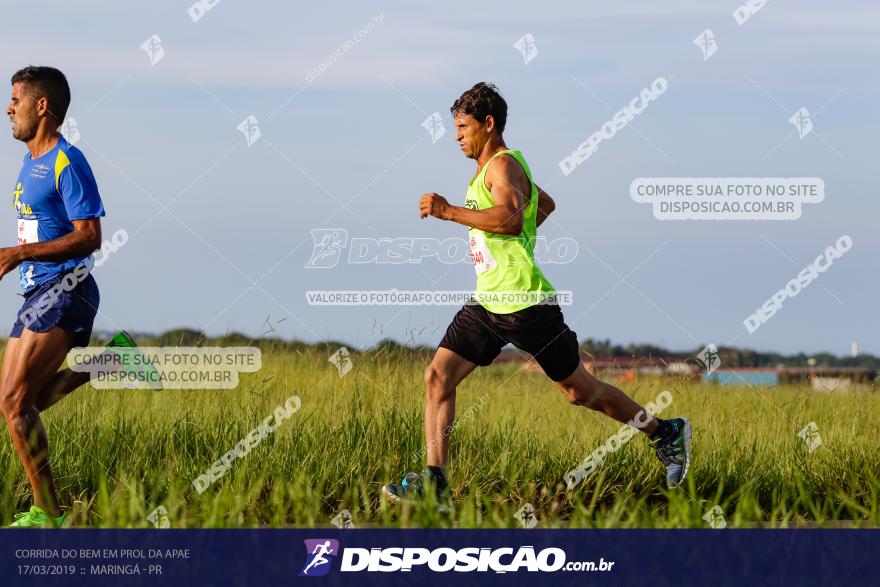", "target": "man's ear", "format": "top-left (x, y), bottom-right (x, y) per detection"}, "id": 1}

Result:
top-left (484, 114), bottom-right (495, 134)
top-left (36, 96), bottom-right (50, 118)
